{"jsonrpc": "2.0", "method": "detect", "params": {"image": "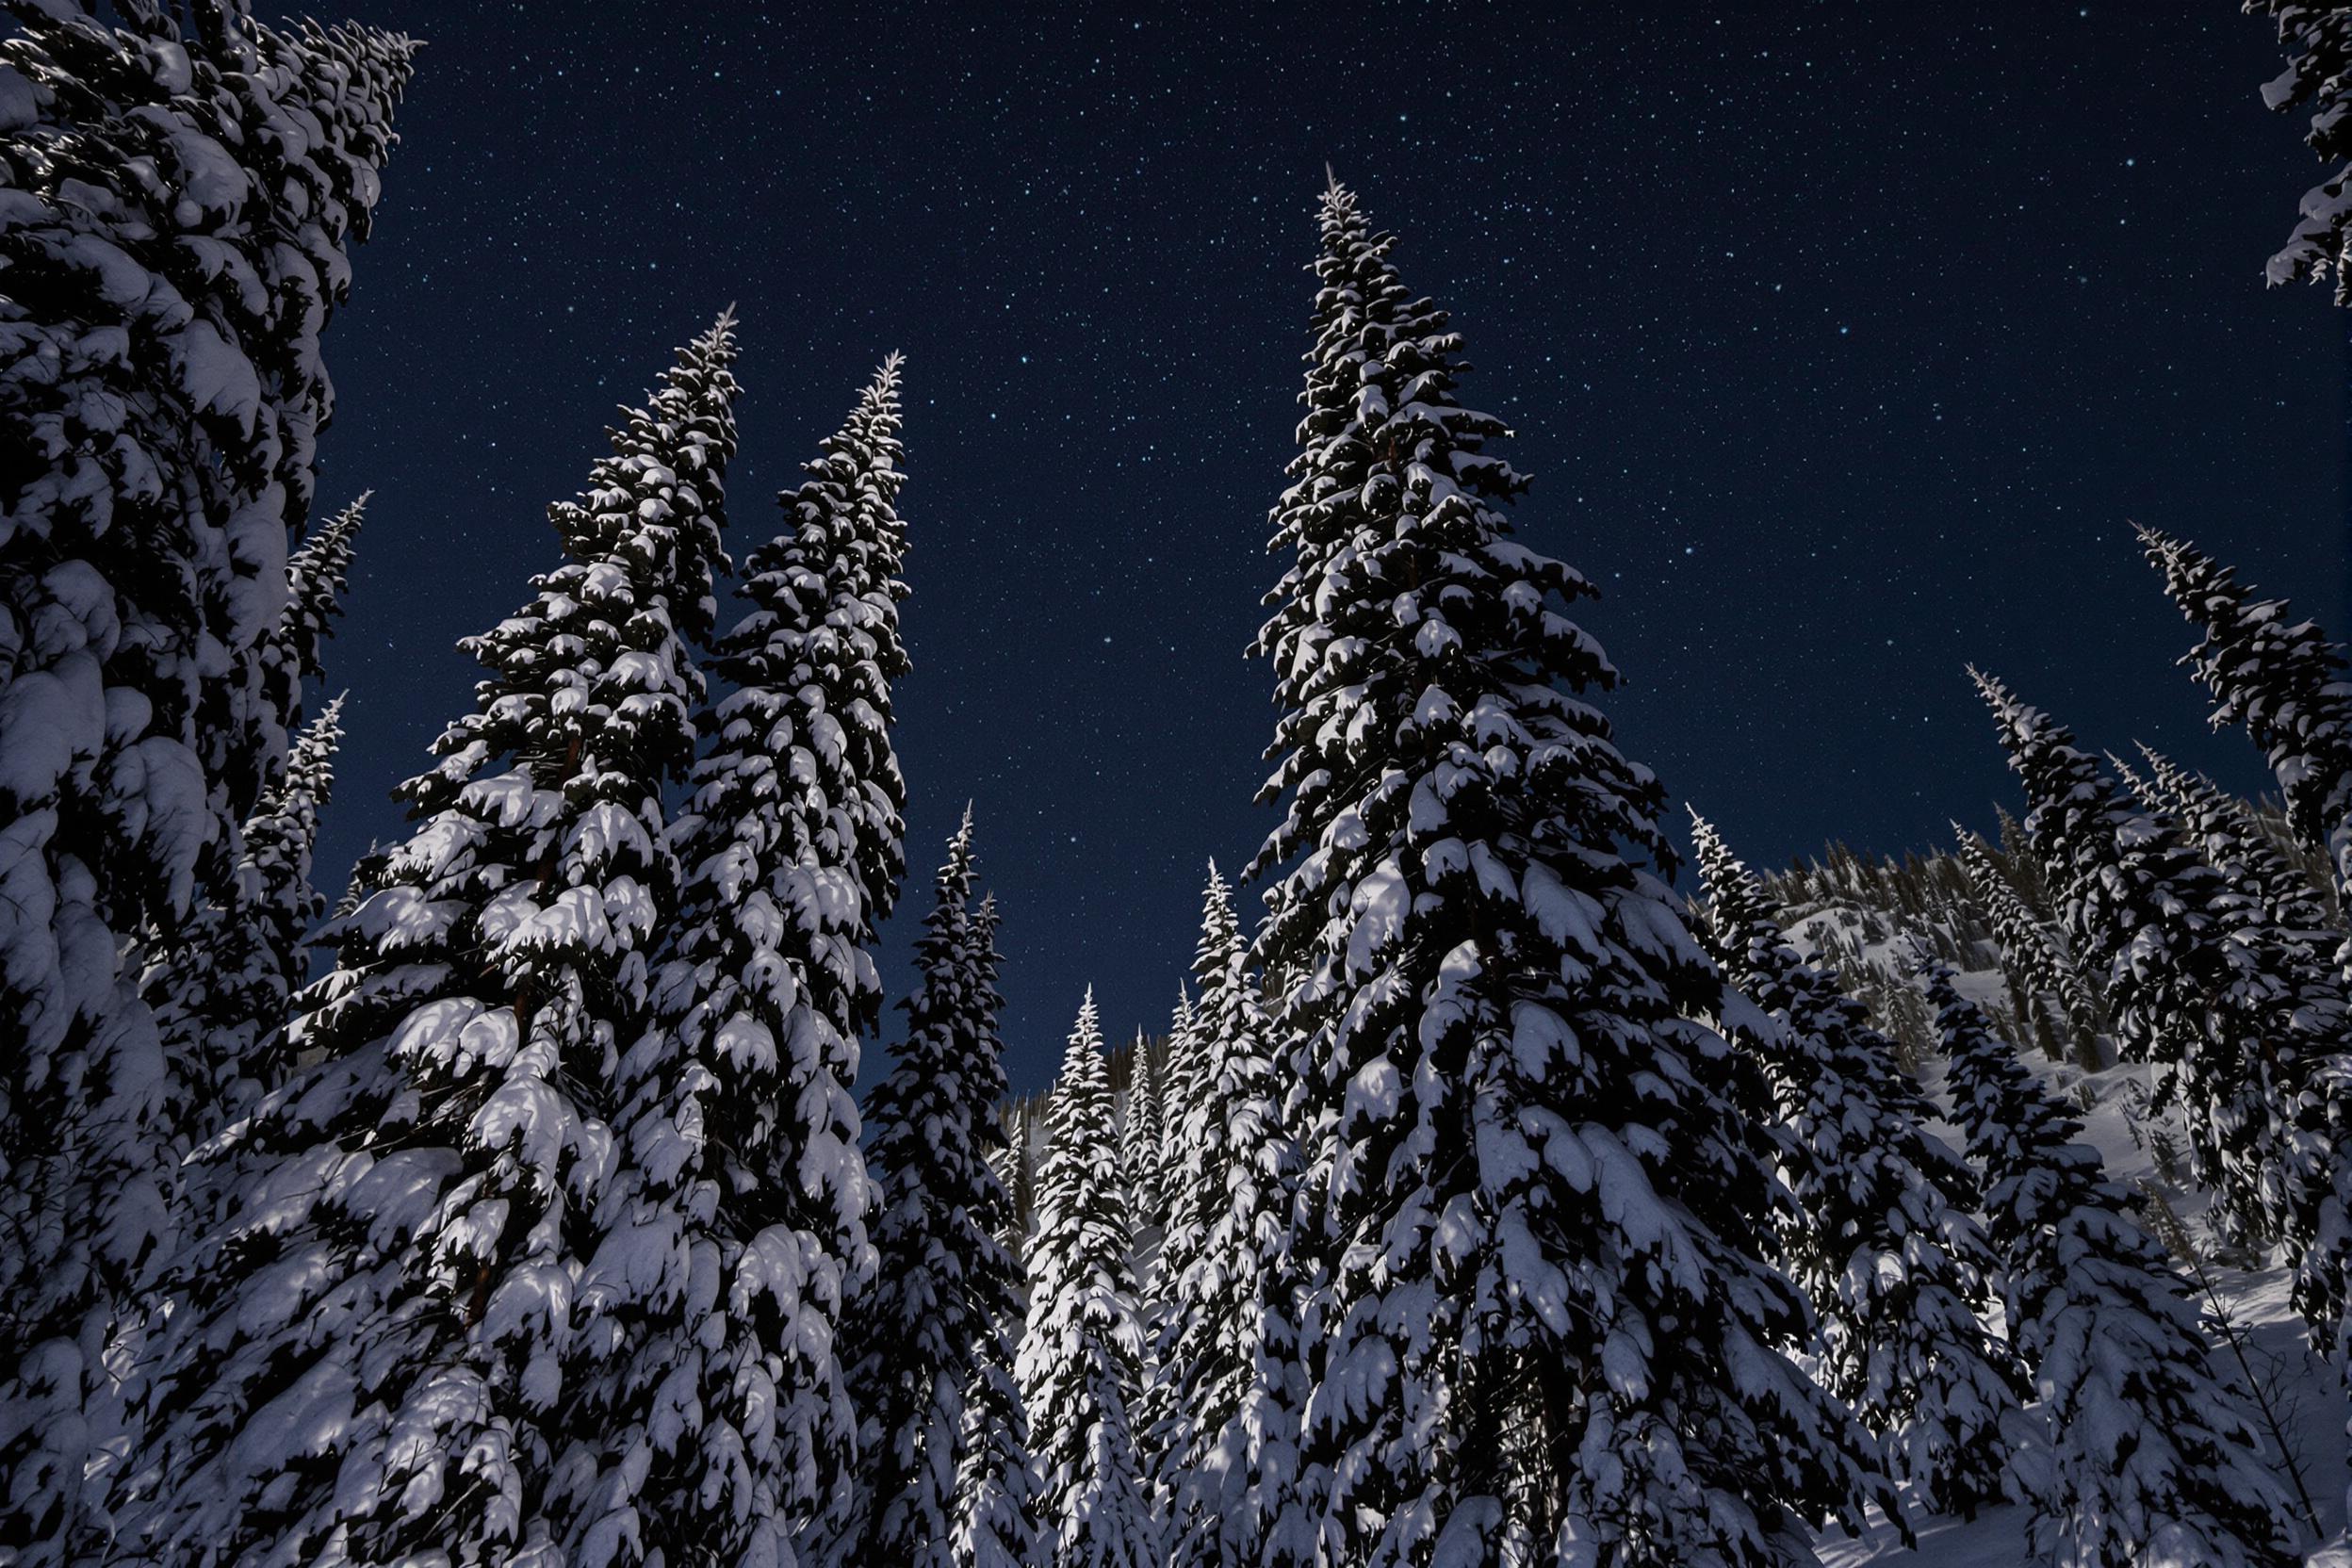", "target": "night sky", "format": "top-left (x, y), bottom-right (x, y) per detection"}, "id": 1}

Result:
top-left (310, 3), bottom-right (2346, 1093)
